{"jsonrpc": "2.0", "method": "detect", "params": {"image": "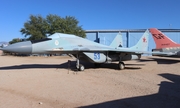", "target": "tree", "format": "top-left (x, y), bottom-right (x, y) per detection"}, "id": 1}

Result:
top-left (9, 38), bottom-right (22, 44)
top-left (20, 14), bottom-right (86, 40)
top-left (20, 15), bottom-right (47, 40)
